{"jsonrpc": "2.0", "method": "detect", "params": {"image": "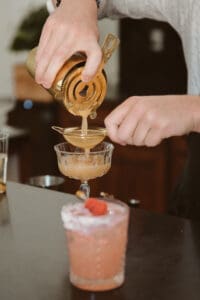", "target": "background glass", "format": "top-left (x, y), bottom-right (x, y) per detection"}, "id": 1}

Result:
top-left (54, 141), bottom-right (114, 198)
